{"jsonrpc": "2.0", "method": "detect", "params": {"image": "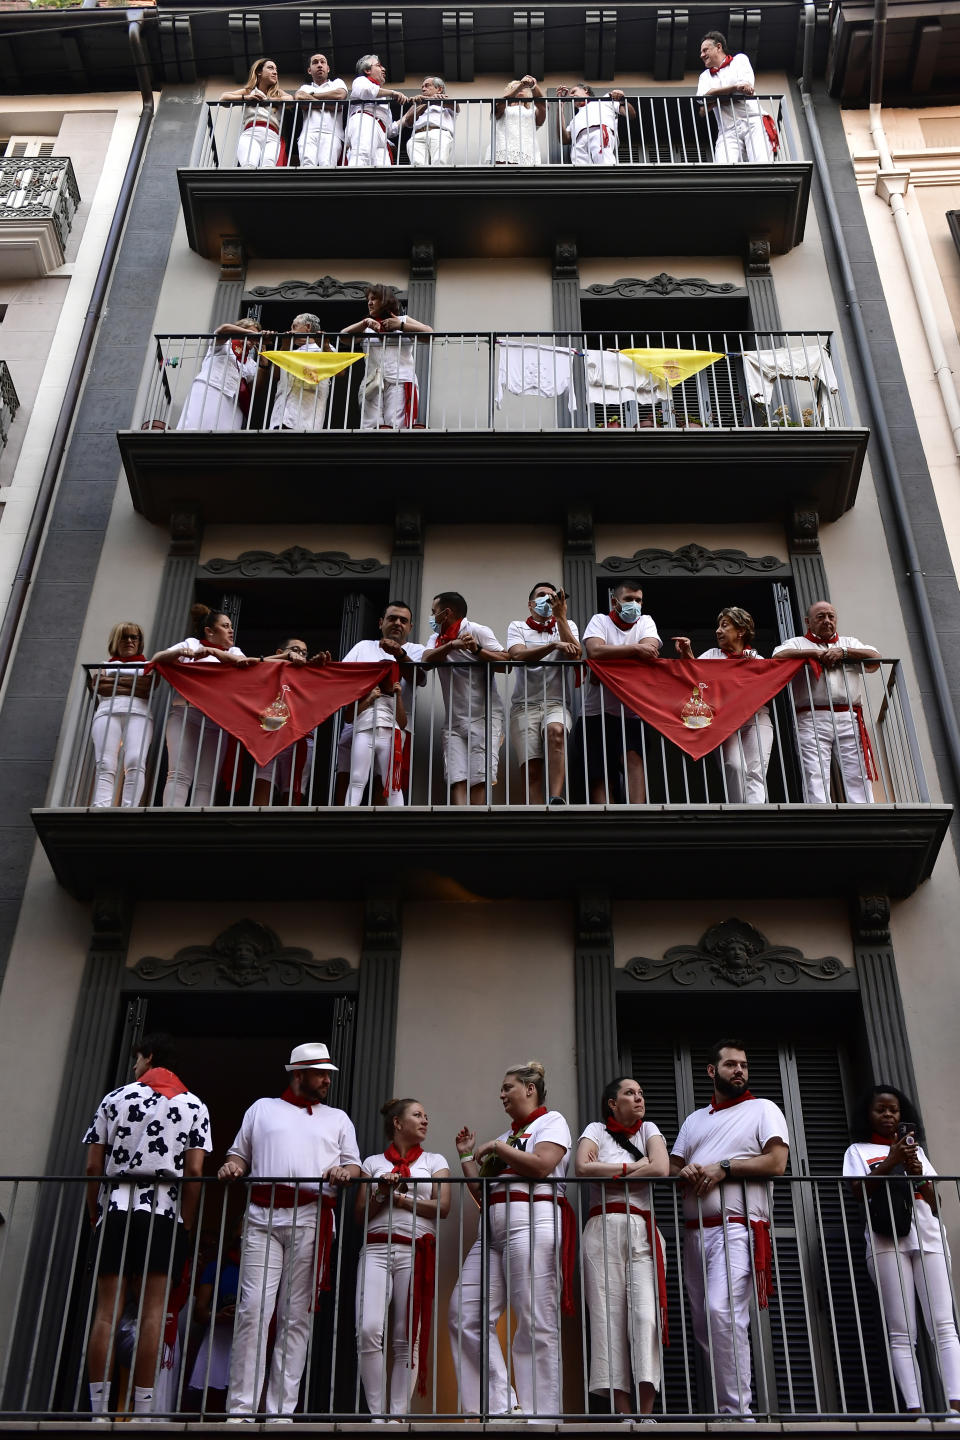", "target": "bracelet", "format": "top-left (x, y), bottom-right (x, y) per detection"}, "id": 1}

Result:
top-left (459, 1152), bottom-right (474, 1162)
top-left (621, 1162), bottom-right (628, 1177)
